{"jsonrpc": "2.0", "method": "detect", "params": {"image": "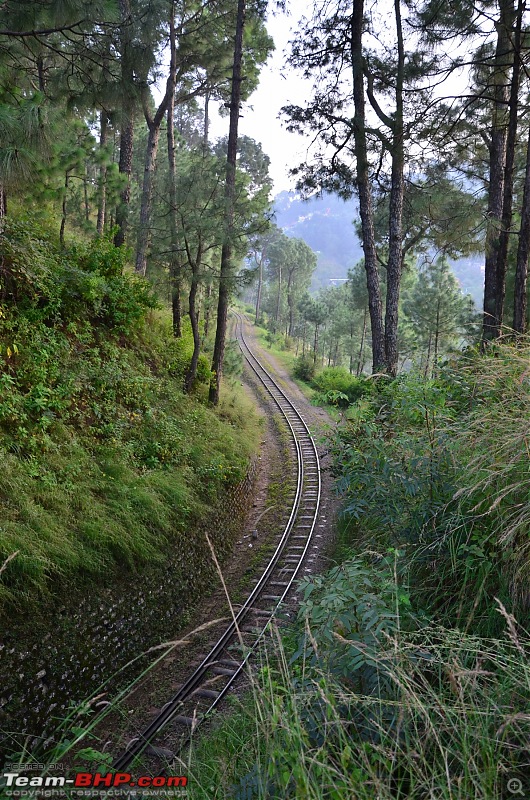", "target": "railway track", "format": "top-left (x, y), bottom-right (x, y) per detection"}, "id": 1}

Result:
top-left (112, 312), bottom-right (322, 771)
